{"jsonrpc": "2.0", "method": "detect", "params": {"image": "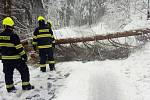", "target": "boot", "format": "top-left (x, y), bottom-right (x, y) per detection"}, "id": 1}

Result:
top-left (22, 84), bottom-right (34, 90)
top-left (49, 64), bottom-right (55, 71)
top-left (40, 67), bottom-right (46, 72)
top-left (7, 86), bottom-right (16, 92)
